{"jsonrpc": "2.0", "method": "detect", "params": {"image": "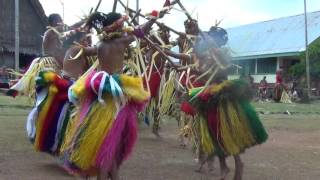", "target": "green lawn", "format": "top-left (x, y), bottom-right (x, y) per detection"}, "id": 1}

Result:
top-left (260, 114), bottom-right (320, 131)
top-left (0, 96), bottom-right (30, 108)
top-left (0, 95), bottom-right (33, 152)
top-left (253, 101), bottom-right (320, 113)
